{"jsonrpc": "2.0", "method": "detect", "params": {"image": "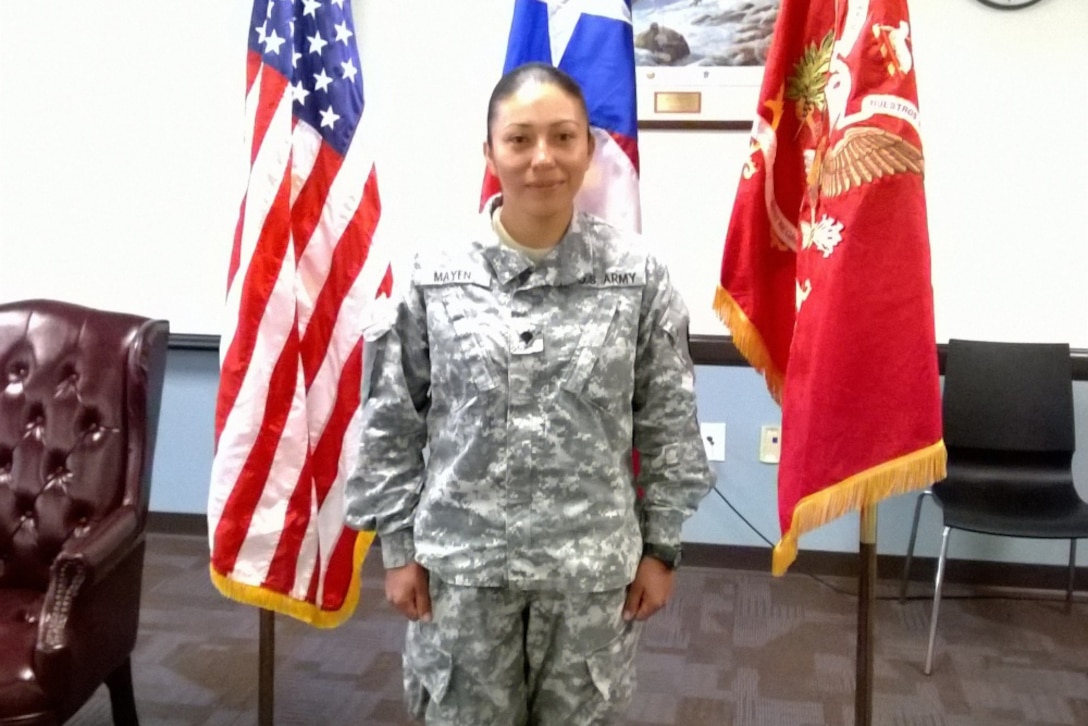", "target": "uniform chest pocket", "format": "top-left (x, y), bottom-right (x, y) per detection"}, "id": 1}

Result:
top-left (430, 295), bottom-right (499, 407)
top-left (559, 297), bottom-right (633, 408)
